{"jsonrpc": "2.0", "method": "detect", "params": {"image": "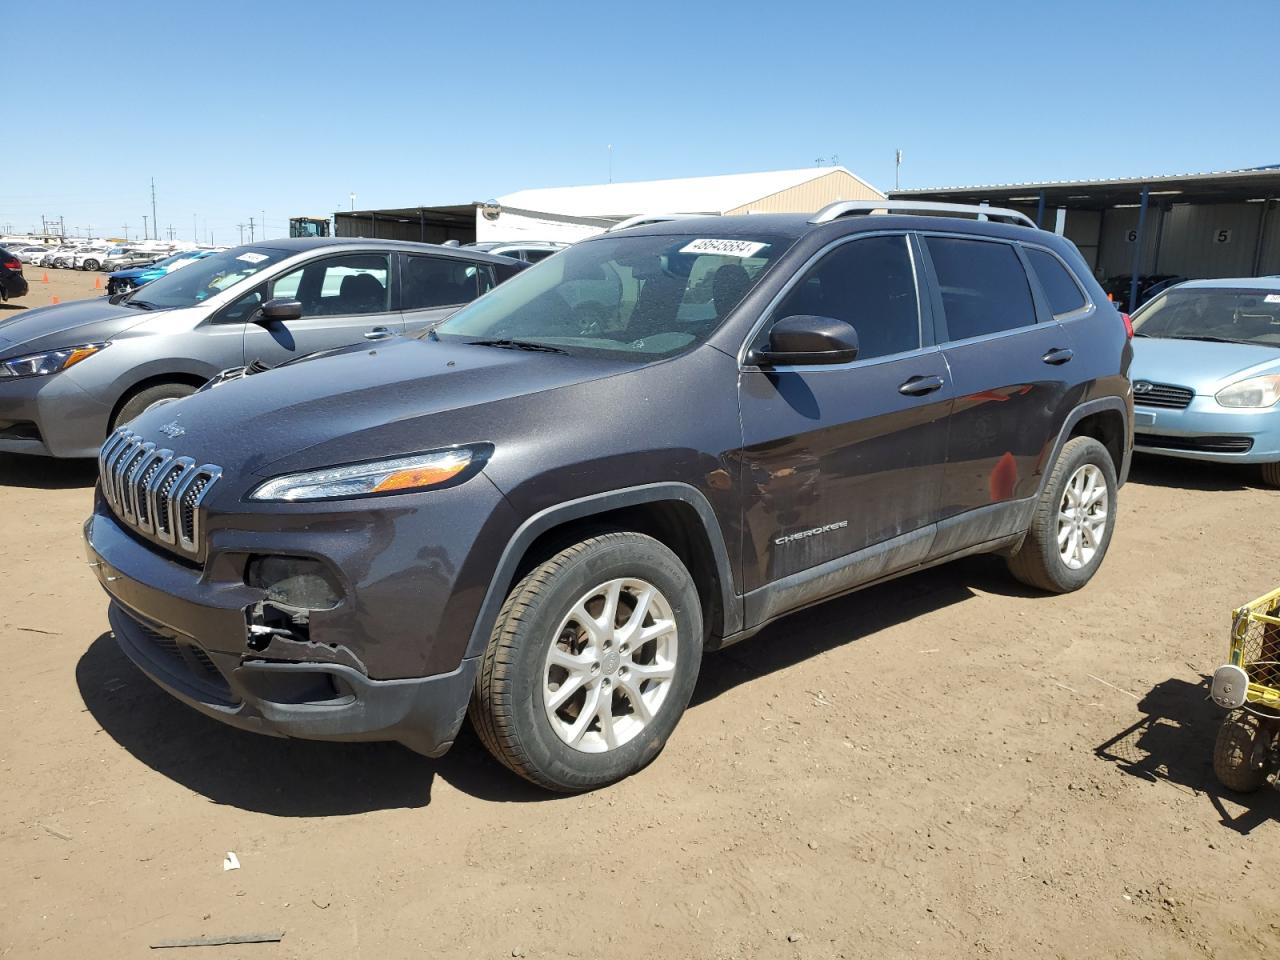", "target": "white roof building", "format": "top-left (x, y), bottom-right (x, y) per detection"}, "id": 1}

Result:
top-left (476, 166), bottom-right (884, 243)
